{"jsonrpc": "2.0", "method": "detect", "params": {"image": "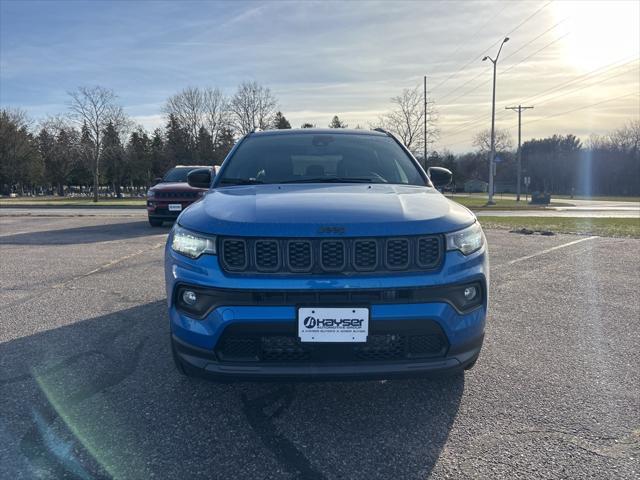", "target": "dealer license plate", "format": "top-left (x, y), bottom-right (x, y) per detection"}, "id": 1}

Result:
top-left (298, 307), bottom-right (369, 343)
top-left (168, 203), bottom-right (182, 212)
